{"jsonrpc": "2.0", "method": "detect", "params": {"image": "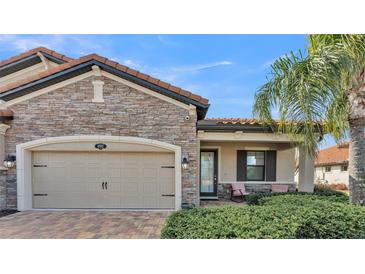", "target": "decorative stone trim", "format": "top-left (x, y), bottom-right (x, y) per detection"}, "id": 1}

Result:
top-left (92, 65), bottom-right (102, 76)
top-left (91, 80), bottom-right (105, 103)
